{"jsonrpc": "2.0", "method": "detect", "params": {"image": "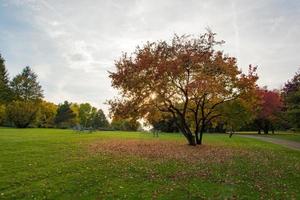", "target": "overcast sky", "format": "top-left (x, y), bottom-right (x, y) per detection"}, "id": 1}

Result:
top-left (0, 0), bottom-right (299, 113)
